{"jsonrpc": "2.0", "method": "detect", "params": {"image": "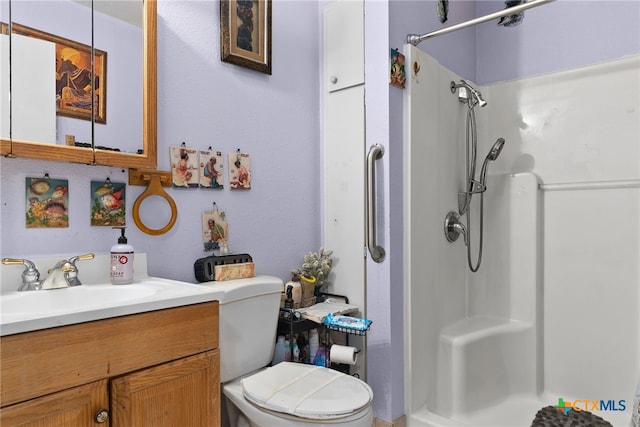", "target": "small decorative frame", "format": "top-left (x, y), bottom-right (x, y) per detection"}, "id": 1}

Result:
top-left (90, 180), bottom-right (126, 227)
top-left (220, 0), bottom-right (272, 75)
top-left (25, 175), bottom-right (69, 228)
top-left (202, 208), bottom-right (228, 252)
top-left (390, 48), bottom-right (406, 89)
top-left (170, 143), bottom-right (199, 188)
top-left (199, 148), bottom-right (224, 189)
top-left (228, 151), bottom-right (251, 190)
top-left (2, 22), bottom-right (107, 123)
